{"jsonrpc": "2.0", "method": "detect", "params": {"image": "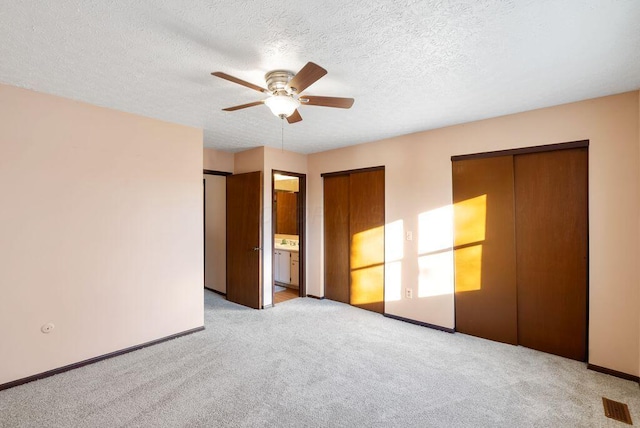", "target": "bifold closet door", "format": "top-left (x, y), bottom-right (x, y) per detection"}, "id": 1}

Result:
top-left (452, 156), bottom-right (518, 345)
top-left (324, 175), bottom-right (350, 304)
top-left (514, 148), bottom-right (588, 361)
top-left (349, 170), bottom-right (385, 314)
